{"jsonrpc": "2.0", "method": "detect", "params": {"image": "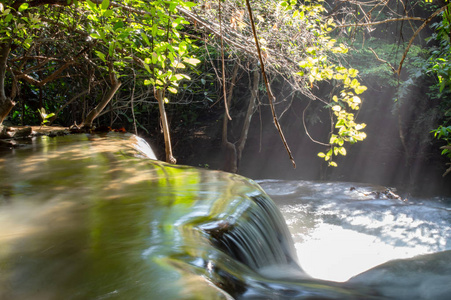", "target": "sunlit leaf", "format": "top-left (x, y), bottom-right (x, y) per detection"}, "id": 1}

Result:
top-left (355, 123), bottom-right (366, 130)
top-left (352, 96), bottom-right (361, 104)
top-left (183, 57), bottom-right (201, 66)
top-left (349, 68), bottom-right (358, 77)
top-left (184, 1), bottom-right (197, 8)
top-left (350, 79), bottom-right (360, 89)
top-left (95, 51), bottom-right (106, 62)
top-left (355, 85), bottom-right (367, 94)
top-left (18, 3), bottom-right (29, 11)
top-left (168, 87), bottom-right (178, 94)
